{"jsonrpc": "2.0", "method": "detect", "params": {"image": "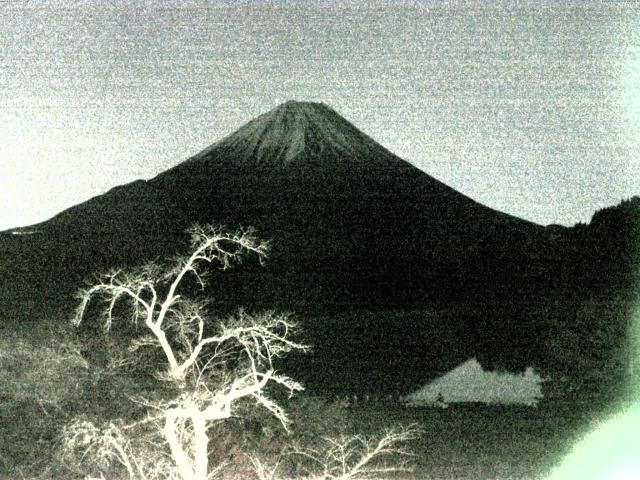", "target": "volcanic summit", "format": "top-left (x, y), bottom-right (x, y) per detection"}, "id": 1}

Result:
top-left (190, 101), bottom-right (406, 169)
top-left (4, 101), bottom-right (546, 309)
